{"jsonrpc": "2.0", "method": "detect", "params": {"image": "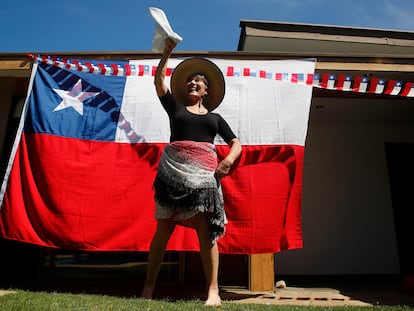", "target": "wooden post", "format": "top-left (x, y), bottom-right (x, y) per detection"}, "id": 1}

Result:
top-left (248, 253), bottom-right (275, 291)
